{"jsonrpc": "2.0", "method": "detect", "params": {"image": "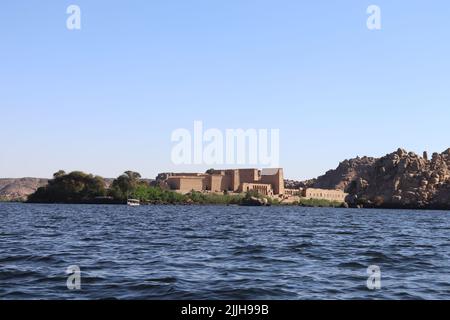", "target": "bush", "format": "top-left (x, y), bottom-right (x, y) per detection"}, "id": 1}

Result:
top-left (298, 198), bottom-right (342, 208)
top-left (186, 191), bottom-right (243, 205)
top-left (28, 171), bottom-right (106, 203)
